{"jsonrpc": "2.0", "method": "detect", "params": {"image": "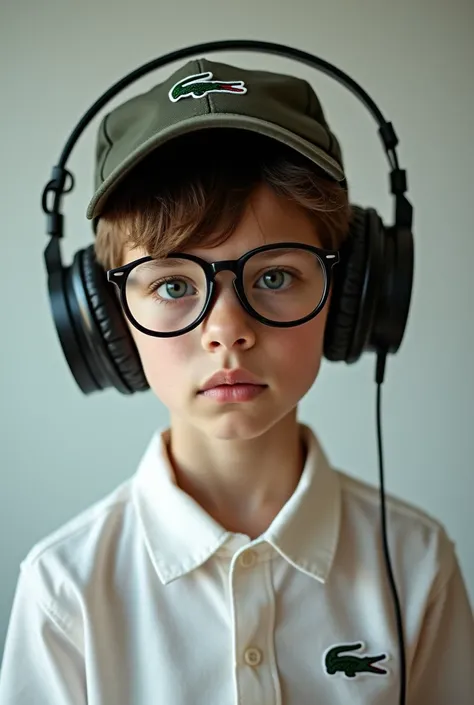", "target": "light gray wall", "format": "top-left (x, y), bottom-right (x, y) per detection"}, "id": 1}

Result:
top-left (1, 0), bottom-right (473, 652)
